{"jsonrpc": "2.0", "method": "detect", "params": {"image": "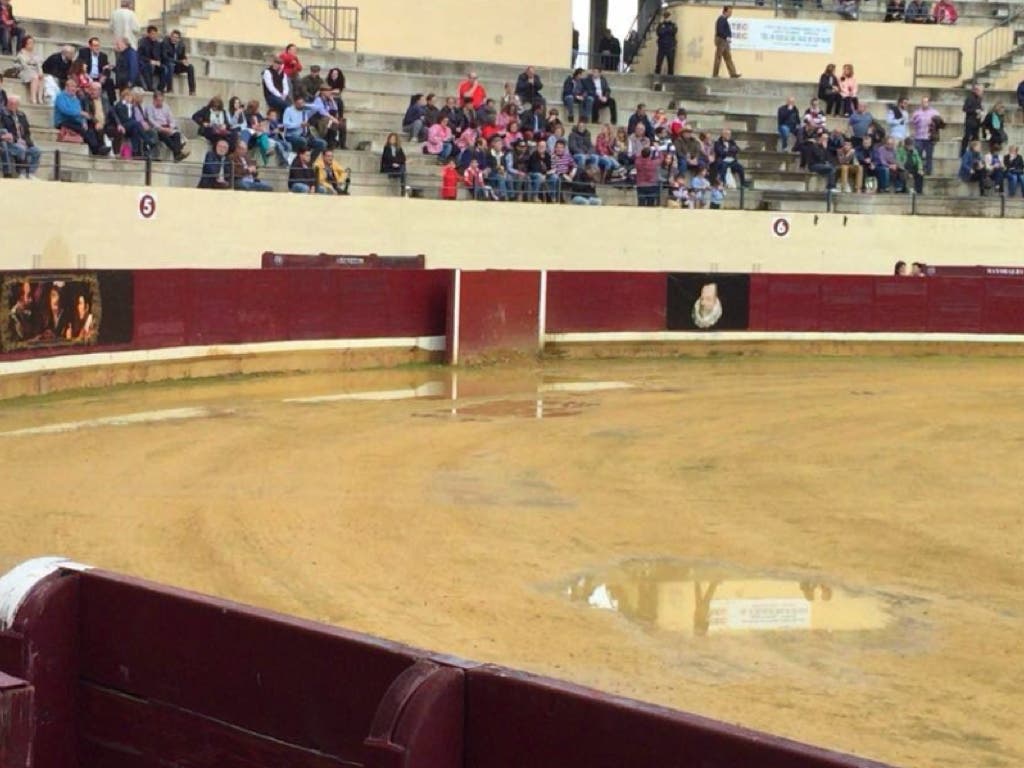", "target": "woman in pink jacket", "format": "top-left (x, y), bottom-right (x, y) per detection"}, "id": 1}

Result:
top-left (839, 64), bottom-right (859, 116)
top-left (454, 126), bottom-right (477, 152)
top-left (426, 115), bottom-right (453, 161)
